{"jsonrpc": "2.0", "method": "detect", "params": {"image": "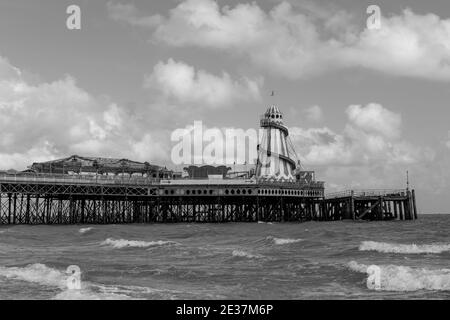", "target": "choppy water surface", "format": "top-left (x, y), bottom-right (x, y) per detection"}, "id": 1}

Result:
top-left (0, 214), bottom-right (449, 299)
